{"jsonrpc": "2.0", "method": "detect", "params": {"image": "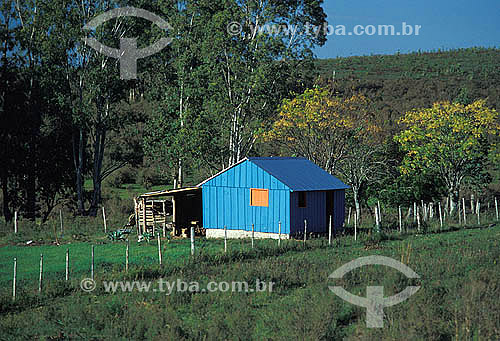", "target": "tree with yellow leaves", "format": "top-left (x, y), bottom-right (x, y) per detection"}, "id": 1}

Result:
top-left (263, 86), bottom-right (384, 222)
top-left (263, 87), bottom-right (374, 173)
top-left (395, 100), bottom-right (499, 213)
